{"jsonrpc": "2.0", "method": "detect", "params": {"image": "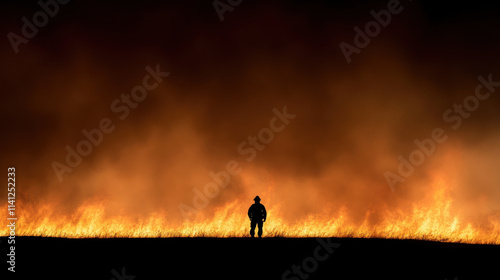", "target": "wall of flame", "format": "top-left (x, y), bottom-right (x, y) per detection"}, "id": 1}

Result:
top-left (1, 1), bottom-right (500, 243)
